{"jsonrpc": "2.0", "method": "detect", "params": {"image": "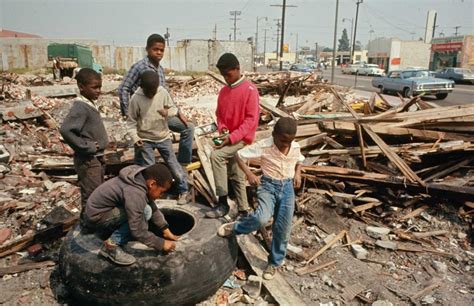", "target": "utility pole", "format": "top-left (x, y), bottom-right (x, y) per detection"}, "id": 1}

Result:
top-left (271, 1), bottom-right (297, 71)
top-left (315, 42), bottom-right (318, 62)
top-left (331, 0), bottom-right (339, 83)
top-left (255, 17), bottom-right (267, 67)
top-left (213, 24), bottom-right (217, 40)
top-left (351, 0), bottom-right (363, 64)
top-left (164, 28), bottom-right (170, 46)
top-left (229, 10), bottom-right (241, 41)
top-left (275, 19), bottom-right (281, 56)
top-left (263, 28), bottom-right (268, 66)
top-left (454, 26), bottom-right (461, 36)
